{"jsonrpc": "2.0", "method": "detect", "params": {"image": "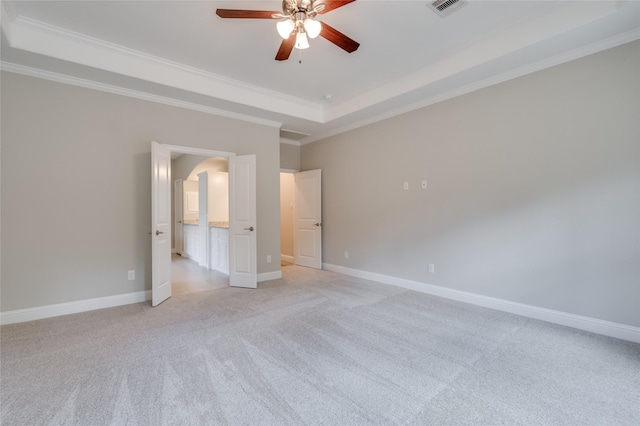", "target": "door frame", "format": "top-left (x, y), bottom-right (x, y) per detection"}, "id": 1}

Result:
top-left (160, 144), bottom-right (235, 287)
top-left (279, 169), bottom-right (298, 265)
top-left (280, 168), bottom-right (323, 270)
